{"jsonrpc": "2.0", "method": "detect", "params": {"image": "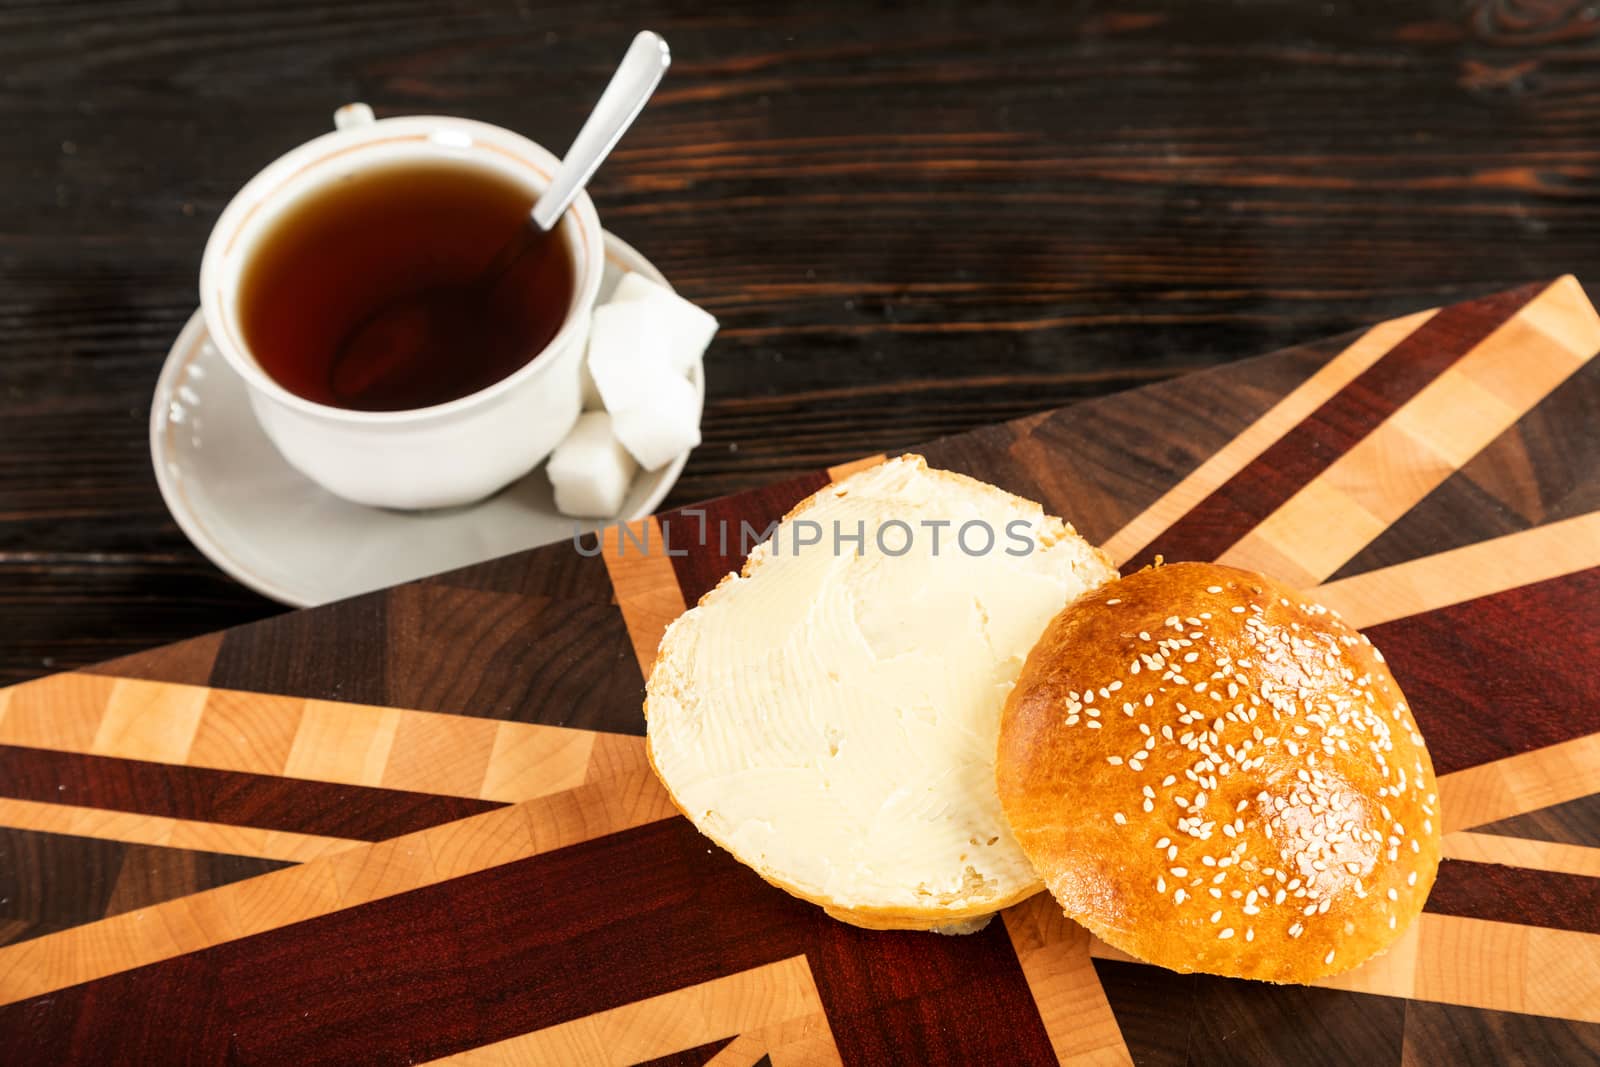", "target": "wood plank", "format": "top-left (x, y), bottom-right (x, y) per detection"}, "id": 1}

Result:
top-left (0, 675), bottom-right (637, 805)
top-left (1439, 733), bottom-right (1600, 834)
top-left (1002, 893), bottom-right (1133, 1065)
top-left (0, 796), bottom-right (357, 864)
top-left (1440, 832), bottom-right (1600, 879)
top-left (1089, 914), bottom-right (1600, 1024)
top-left (1124, 283), bottom-right (1545, 571)
top-left (1103, 308), bottom-right (1435, 564)
top-left (1315, 514), bottom-right (1600, 628)
top-left (1219, 276), bottom-right (1600, 584)
top-left (426, 956), bottom-right (839, 1066)
top-left (601, 518), bottom-right (688, 677)
top-left (0, 769), bottom-right (677, 1005)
